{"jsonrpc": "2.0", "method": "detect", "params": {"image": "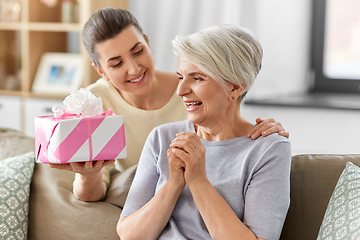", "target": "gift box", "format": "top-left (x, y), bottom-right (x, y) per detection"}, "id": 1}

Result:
top-left (35, 88), bottom-right (127, 164)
